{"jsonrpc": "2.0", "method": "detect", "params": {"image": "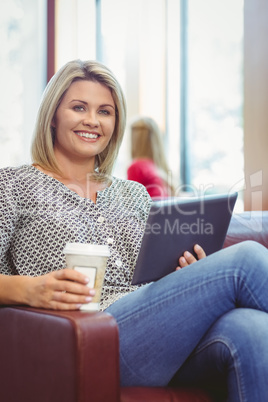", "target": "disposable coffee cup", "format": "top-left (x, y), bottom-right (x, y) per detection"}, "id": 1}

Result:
top-left (63, 243), bottom-right (110, 311)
